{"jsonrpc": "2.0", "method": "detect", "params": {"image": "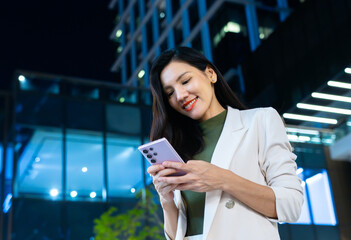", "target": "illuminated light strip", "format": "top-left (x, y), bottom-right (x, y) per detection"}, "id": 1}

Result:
top-left (296, 168), bottom-right (304, 175)
top-left (297, 103), bottom-right (351, 115)
top-left (345, 67), bottom-right (351, 74)
top-left (286, 127), bottom-right (319, 135)
top-left (287, 134), bottom-right (311, 142)
top-left (328, 81), bottom-right (351, 89)
top-left (306, 173), bottom-right (323, 184)
top-left (299, 136), bottom-right (311, 141)
top-left (287, 134), bottom-right (298, 141)
top-left (283, 113), bottom-right (338, 124)
top-left (312, 92), bottom-right (351, 103)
